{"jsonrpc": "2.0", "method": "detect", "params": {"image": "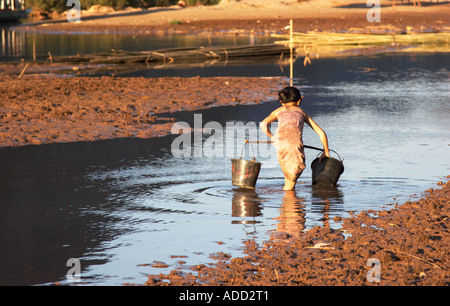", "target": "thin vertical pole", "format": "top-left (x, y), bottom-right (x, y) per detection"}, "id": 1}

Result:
top-left (32, 36), bottom-right (36, 61)
top-left (289, 19), bottom-right (293, 87)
